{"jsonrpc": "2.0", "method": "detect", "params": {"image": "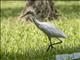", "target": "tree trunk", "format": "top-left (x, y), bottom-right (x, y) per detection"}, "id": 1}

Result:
top-left (20, 0), bottom-right (59, 21)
